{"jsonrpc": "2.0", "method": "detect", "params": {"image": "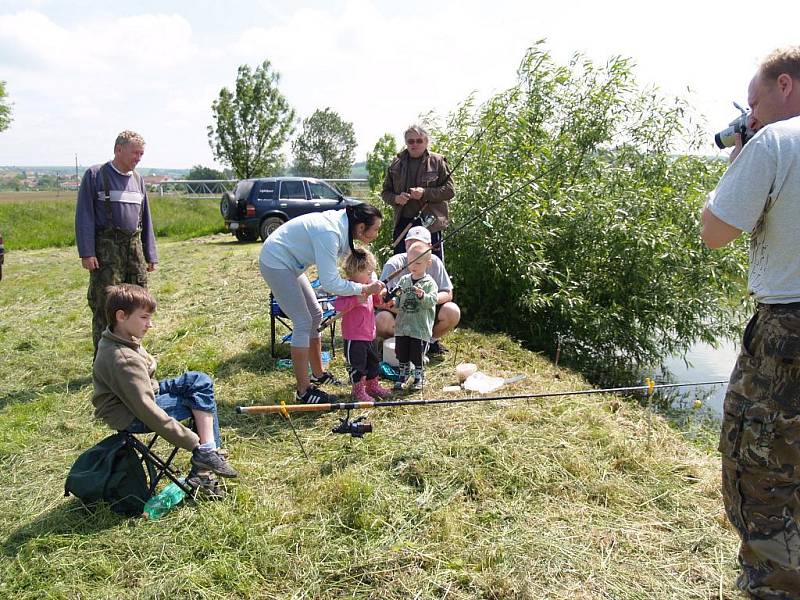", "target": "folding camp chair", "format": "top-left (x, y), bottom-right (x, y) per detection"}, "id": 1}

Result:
top-left (269, 278), bottom-right (337, 358)
top-left (121, 428), bottom-right (194, 496)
